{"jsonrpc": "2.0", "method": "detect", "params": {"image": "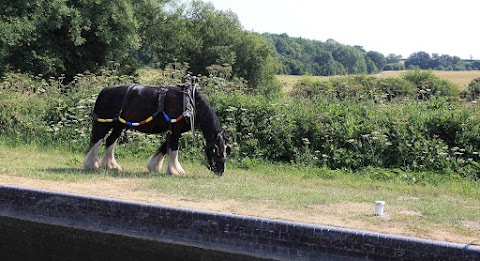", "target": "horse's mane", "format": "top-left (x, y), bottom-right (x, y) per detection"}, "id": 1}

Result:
top-left (194, 90), bottom-right (222, 142)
